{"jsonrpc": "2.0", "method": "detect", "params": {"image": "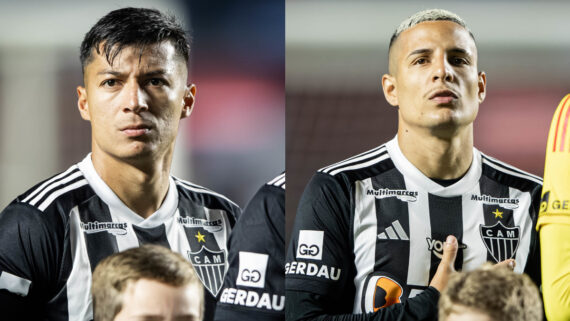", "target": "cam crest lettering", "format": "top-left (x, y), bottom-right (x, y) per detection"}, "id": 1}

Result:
top-left (80, 221), bottom-right (128, 236)
top-left (236, 252), bottom-right (268, 289)
top-left (296, 230), bottom-right (324, 260)
top-left (471, 194), bottom-right (519, 209)
top-left (366, 188), bottom-right (418, 202)
top-left (479, 222), bottom-right (520, 263)
top-left (178, 216), bottom-right (223, 233)
top-left (188, 246), bottom-right (227, 296)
